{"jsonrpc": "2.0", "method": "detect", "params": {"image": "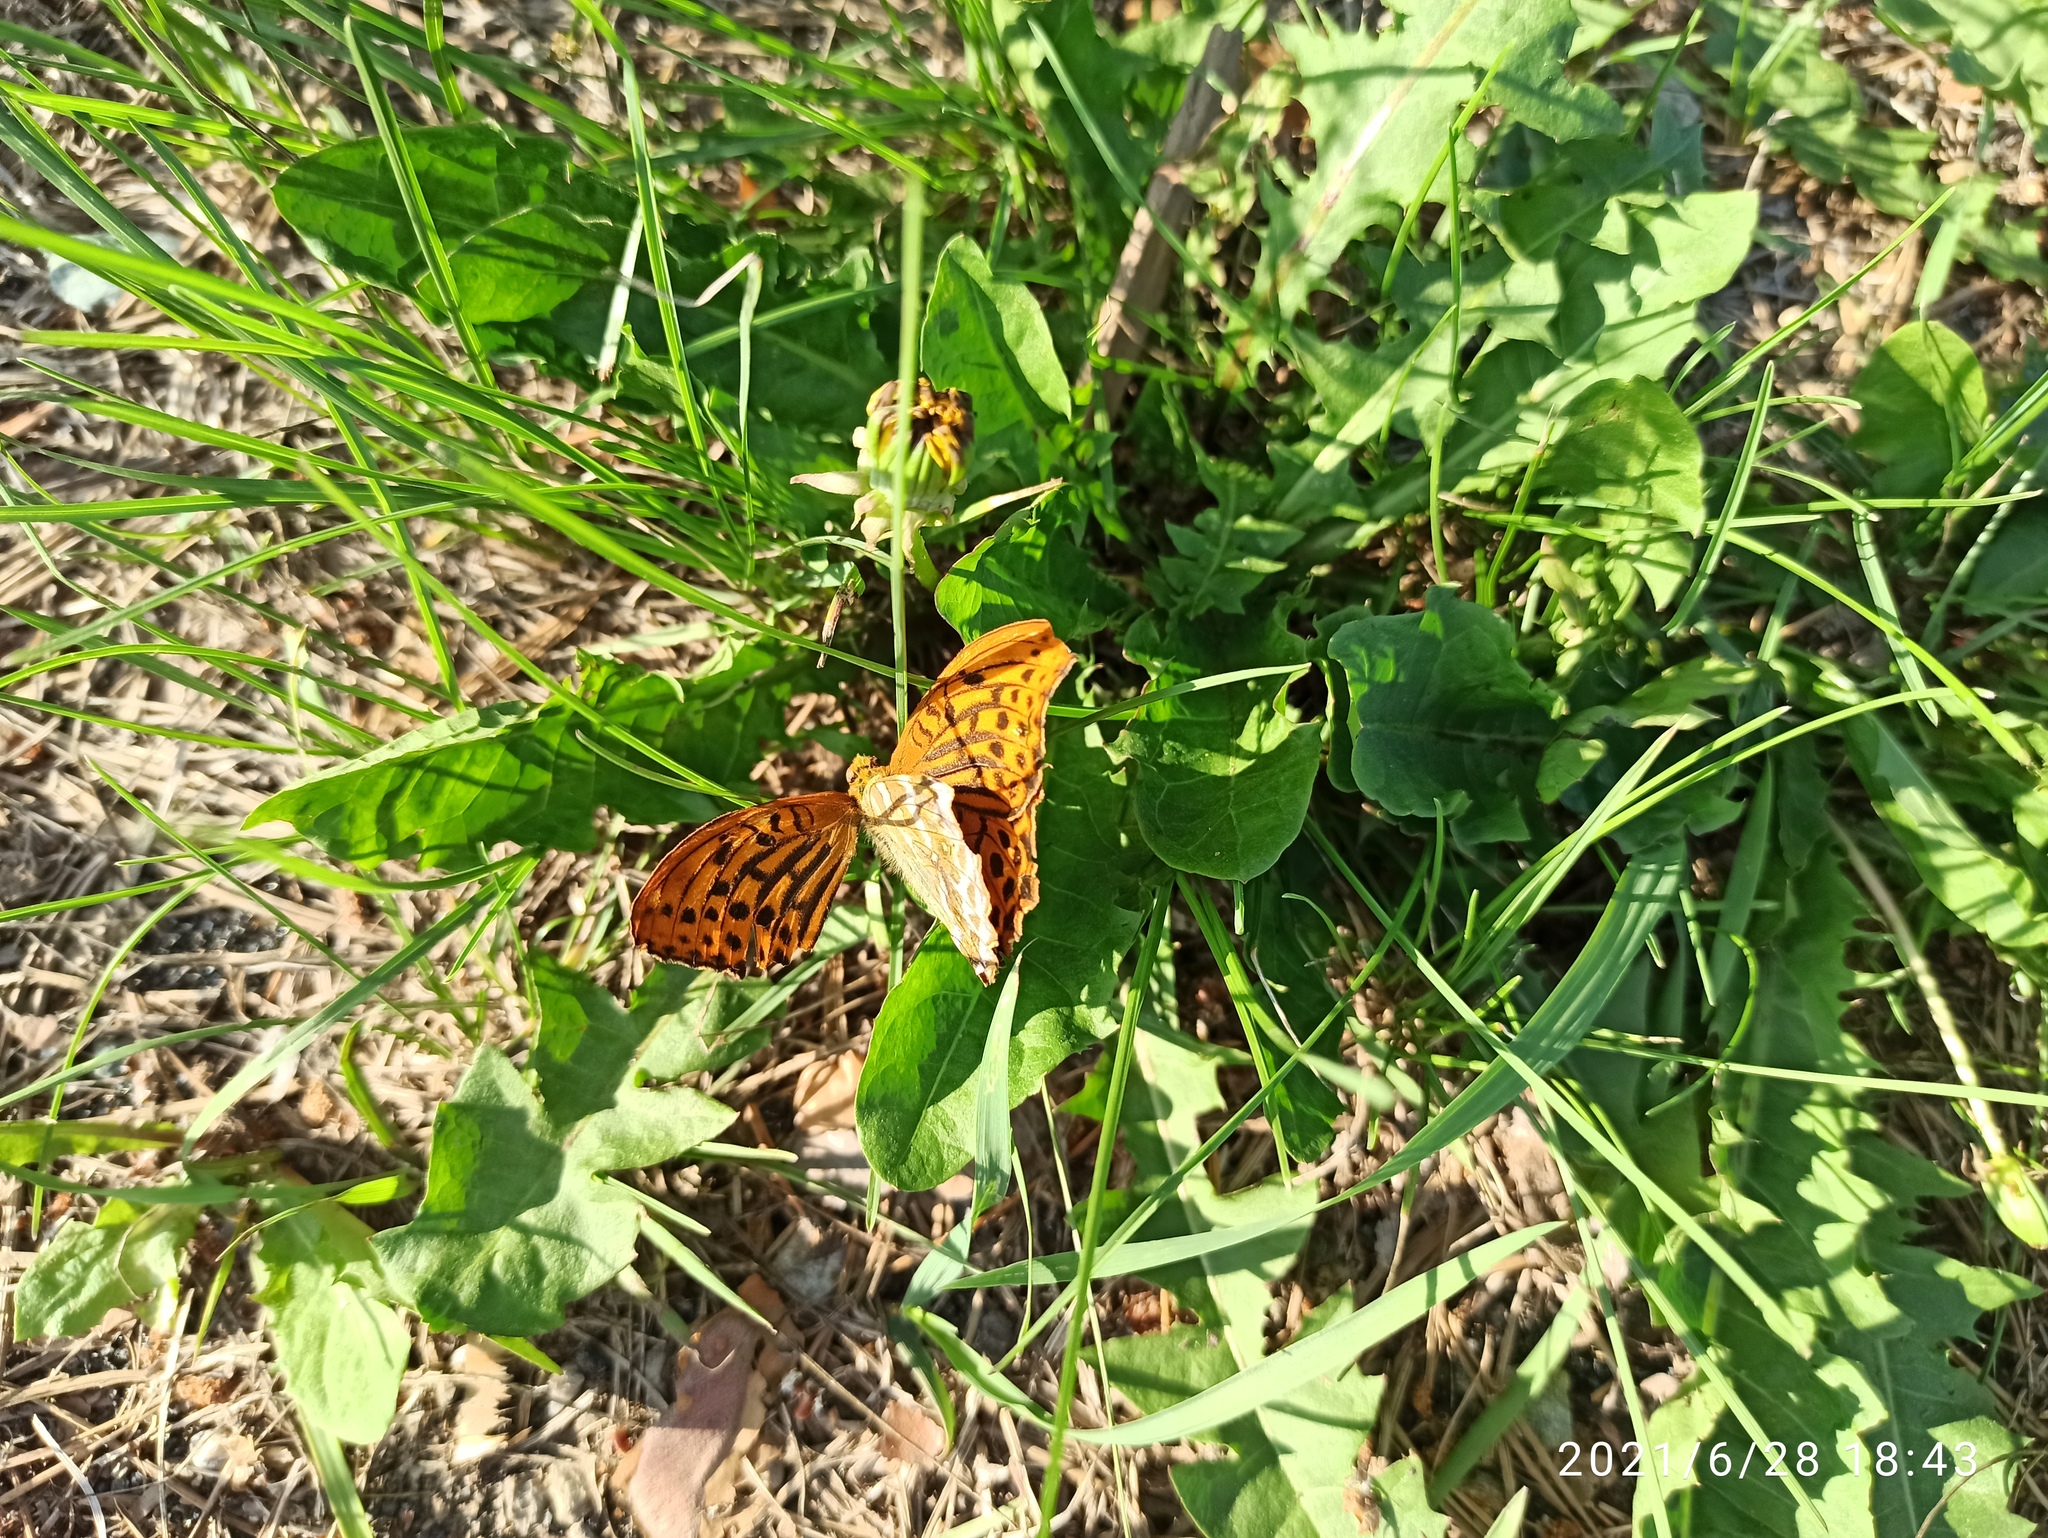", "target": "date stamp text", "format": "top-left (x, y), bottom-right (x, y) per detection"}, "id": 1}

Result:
top-left (1555, 1440), bottom-right (1982, 1481)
